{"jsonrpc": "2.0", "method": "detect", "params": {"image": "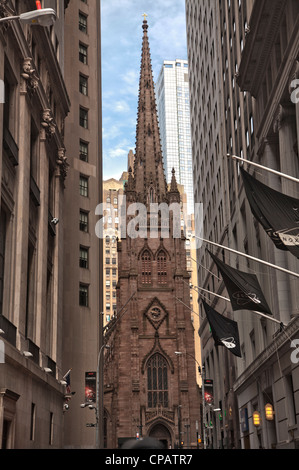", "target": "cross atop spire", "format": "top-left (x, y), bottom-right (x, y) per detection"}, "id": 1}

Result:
top-left (131, 17), bottom-right (168, 206)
